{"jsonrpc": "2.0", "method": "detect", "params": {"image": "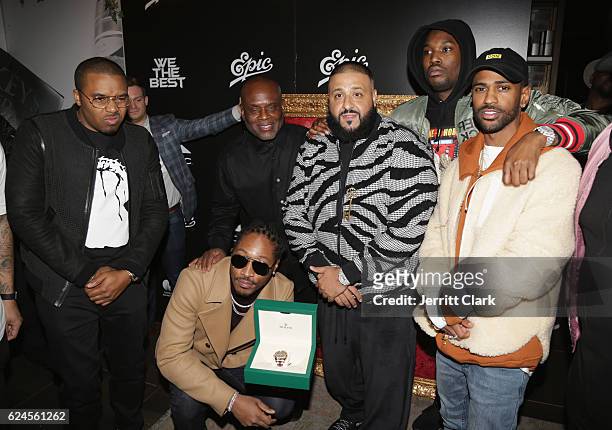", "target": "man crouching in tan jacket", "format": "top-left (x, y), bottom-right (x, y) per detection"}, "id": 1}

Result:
top-left (156, 222), bottom-right (295, 429)
top-left (414, 48), bottom-right (580, 430)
